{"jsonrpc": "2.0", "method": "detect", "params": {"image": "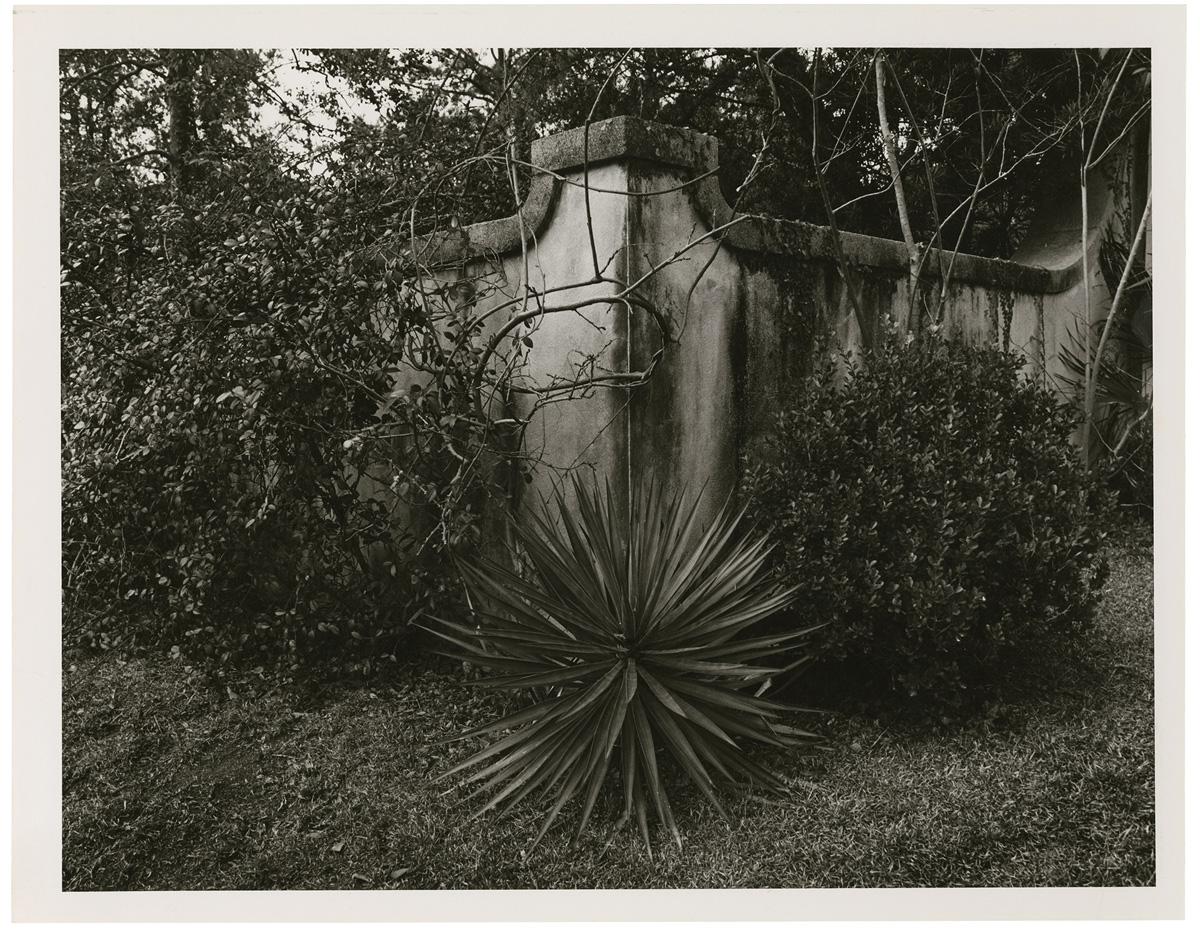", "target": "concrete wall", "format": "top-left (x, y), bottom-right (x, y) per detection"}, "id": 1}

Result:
top-left (390, 116), bottom-right (1132, 525)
